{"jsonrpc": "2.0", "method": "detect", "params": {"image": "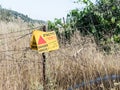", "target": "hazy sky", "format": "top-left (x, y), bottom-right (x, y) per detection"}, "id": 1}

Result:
top-left (0, 0), bottom-right (86, 21)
